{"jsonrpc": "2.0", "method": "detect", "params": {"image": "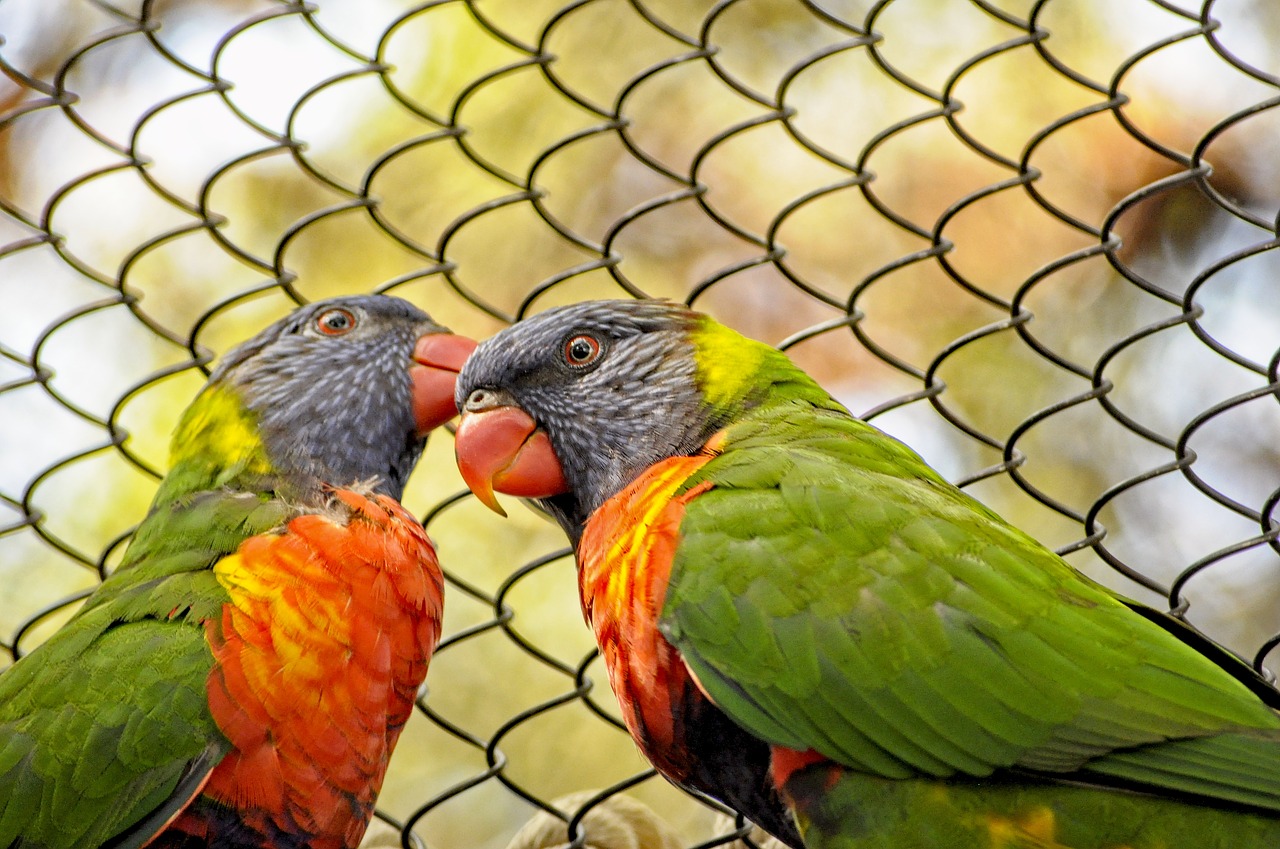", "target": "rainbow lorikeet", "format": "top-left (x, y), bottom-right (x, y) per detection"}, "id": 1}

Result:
top-left (451, 299), bottom-right (1280, 849)
top-left (0, 294), bottom-right (476, 849)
